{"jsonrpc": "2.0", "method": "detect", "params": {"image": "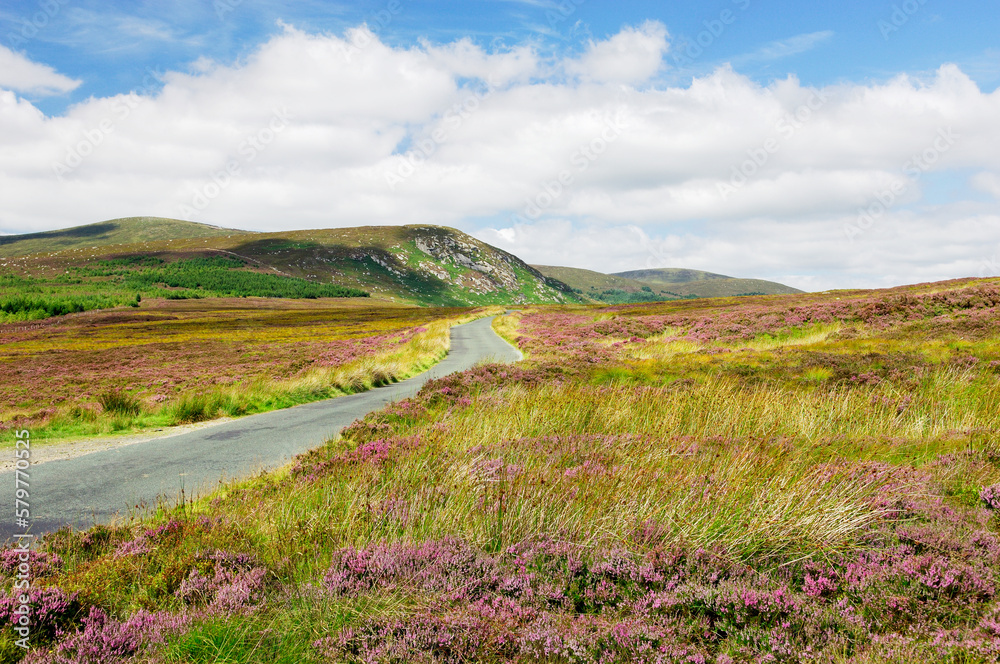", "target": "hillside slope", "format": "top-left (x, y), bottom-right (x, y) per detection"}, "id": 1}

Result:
top-left (216, 225), bottom-right (579, 305)
top-left (2, 219), bottom-right (579, 307)
top-left (531, 265), bottom-right (692, 303)
top-left (0, 217), bottom-right (246, 259)
top-left (661, 277), bottom-right (803, 298)
top-left (614, 268), bottom-right (802, 297)
top-left (612, 268), bottom-right (732, 283)
top-left (531, 265), bottom-right (665, 293)
top-left (534, 264), bottom-right (802, 301)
